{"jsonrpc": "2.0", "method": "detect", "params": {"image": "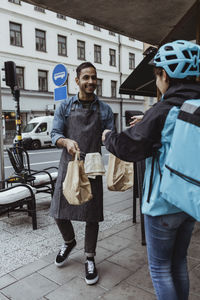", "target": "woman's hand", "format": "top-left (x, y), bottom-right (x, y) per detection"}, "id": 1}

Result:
top-left (102, 129), bottom-right (111, 143)
top-left (129, 115), bottom-right (143, 127)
